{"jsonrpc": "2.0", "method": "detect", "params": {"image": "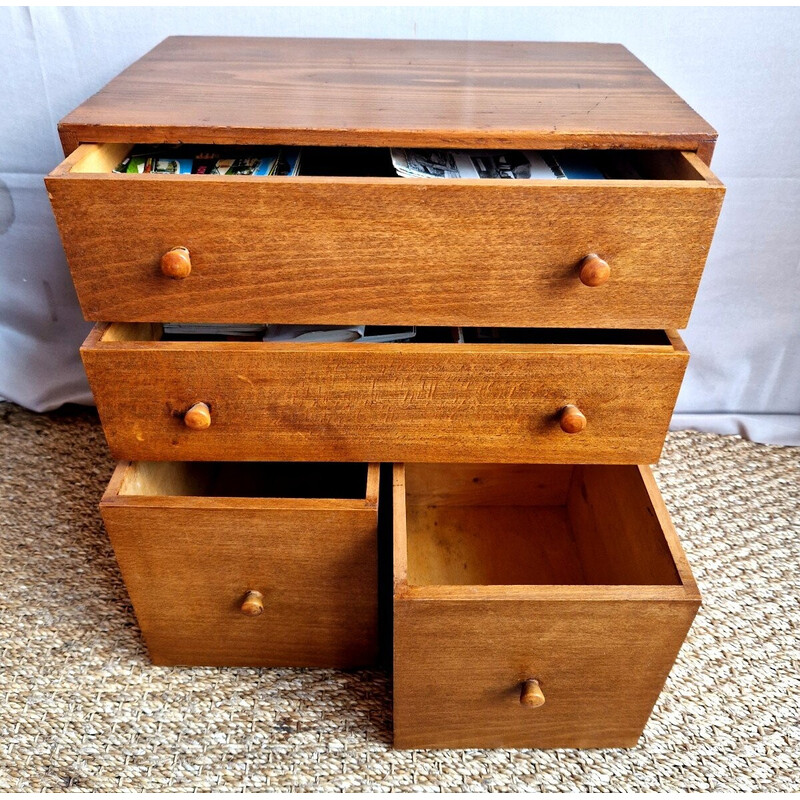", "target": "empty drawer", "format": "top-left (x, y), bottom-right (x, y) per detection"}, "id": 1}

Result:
top-left (392, 462), bottom-right (700, 749)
